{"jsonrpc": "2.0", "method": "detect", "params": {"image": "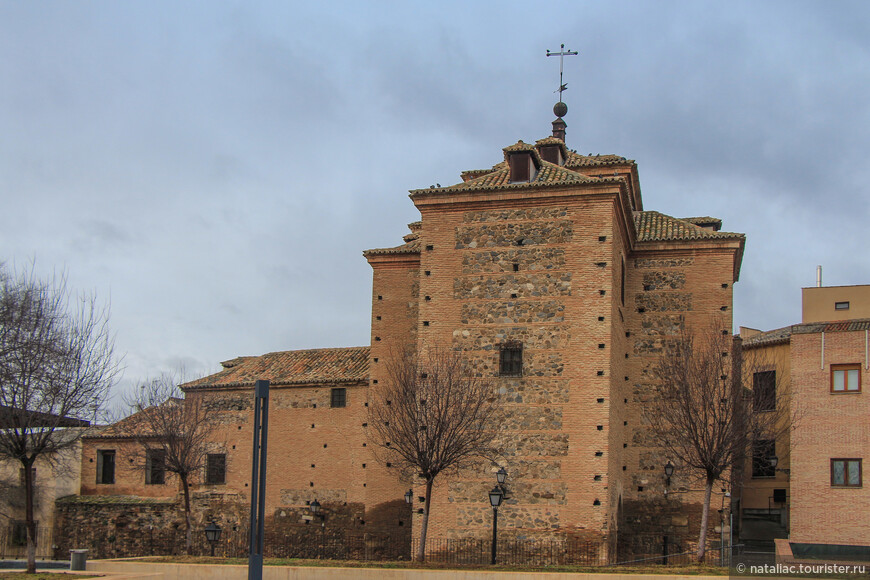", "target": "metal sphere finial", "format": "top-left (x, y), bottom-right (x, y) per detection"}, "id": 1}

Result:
top-left (553, 101), bottom-right (568, 118)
